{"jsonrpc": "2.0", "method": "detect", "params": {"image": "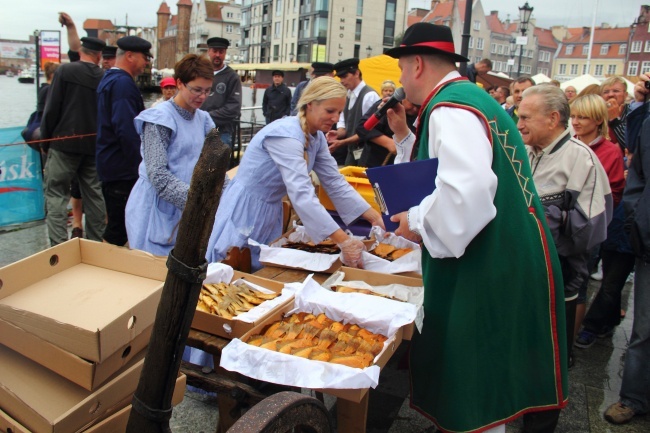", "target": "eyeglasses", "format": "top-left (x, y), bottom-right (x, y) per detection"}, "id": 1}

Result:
top-left (184, 83), bottom-right (212, 96)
